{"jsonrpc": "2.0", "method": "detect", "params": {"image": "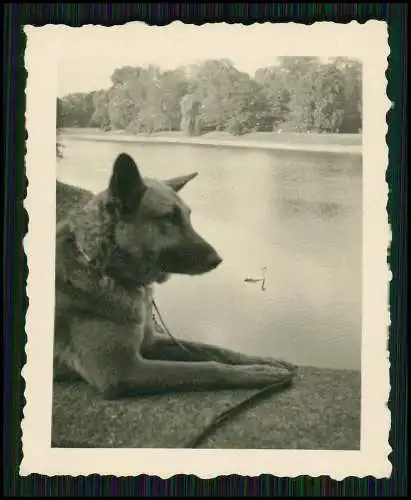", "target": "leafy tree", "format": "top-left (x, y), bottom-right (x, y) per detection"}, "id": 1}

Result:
top-left (111, 66), bottom-right (141, 85)
top-left (90, 90), bottom-right (110, 130)
top-left (194, 59), bottom-right (243, 131)
top-left (331, 58), bottom-right (362, 133)
top-left (180, 94), bottom-right (201, 136)
top-left (158, 69), bottom-right (188, 130)
top-left (311, 64), bottom-right (346, 132)
top-left (107, 86), bottom-right (134, 130)
top-left (223, 77), bottom-right (268, 135)
top-left (255, 66), bottom-right (291, 130)
top-left (58, 92), bottom-right (94, 127)
top-left (56, 98), bottom-right (64, 129)
top-left (274, 58), bottom-right (319, 132)
top-left (57, 56), bottom-right (362, 136)
top-left (192, 59), bottom-right (269, 134)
